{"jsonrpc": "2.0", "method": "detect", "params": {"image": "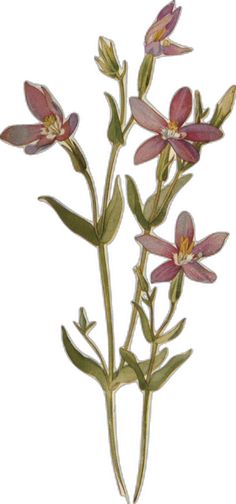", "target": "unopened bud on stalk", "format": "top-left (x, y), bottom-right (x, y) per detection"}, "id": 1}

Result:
top-left (95, 37), bottom-right (123, 79)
